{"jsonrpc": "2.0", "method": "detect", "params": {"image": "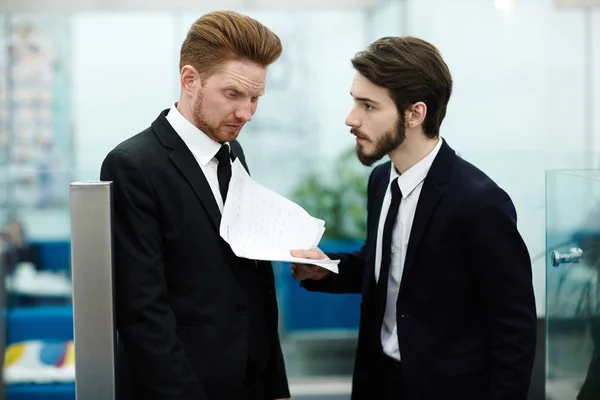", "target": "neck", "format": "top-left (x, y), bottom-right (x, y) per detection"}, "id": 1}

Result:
top-left (389, 132), bottom-right (439, 174)
top-left (176, 97), bottom-right (194, 126)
